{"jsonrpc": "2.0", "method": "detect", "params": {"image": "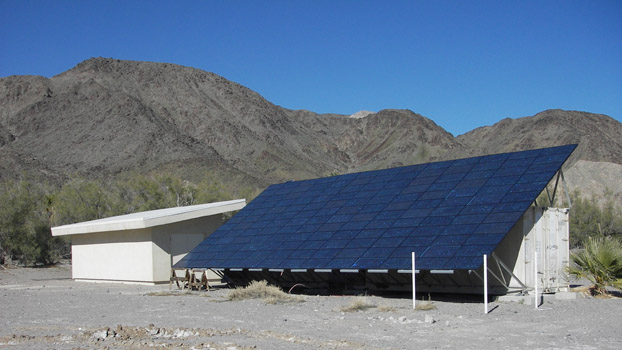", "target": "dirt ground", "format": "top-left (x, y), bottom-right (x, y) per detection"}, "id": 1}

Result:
top-left (0, 263), bottom-right (620, 349)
